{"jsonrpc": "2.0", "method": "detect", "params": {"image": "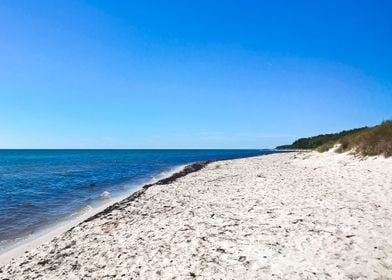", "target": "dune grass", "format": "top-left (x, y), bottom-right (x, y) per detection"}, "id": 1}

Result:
top-left (276, 127), bottom-right (367, 150)
top-left (277, 121), bottom-right (392, 157)
top-left (337, 121), bottom-right (392, 157)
